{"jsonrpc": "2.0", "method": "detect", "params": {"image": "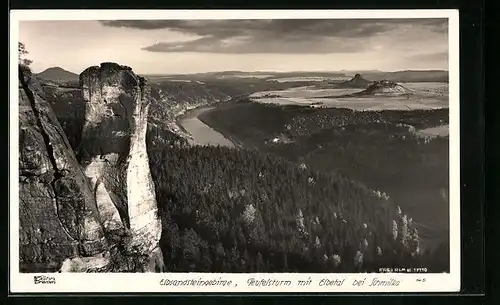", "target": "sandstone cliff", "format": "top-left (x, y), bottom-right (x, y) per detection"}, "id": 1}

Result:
top-left (18, 65), bottom-right (108, 272)
top-left (19, 63), bottom-right (164, 273)
top-left (75, 62), bottom-right (163, 272)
